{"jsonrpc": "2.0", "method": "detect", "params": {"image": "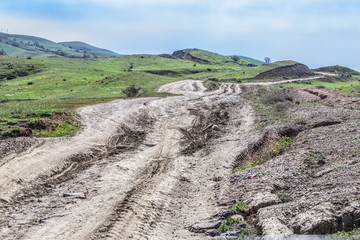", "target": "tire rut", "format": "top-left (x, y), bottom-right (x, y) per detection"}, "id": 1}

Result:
top-left (93, 158), bottom-right (176, 240)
